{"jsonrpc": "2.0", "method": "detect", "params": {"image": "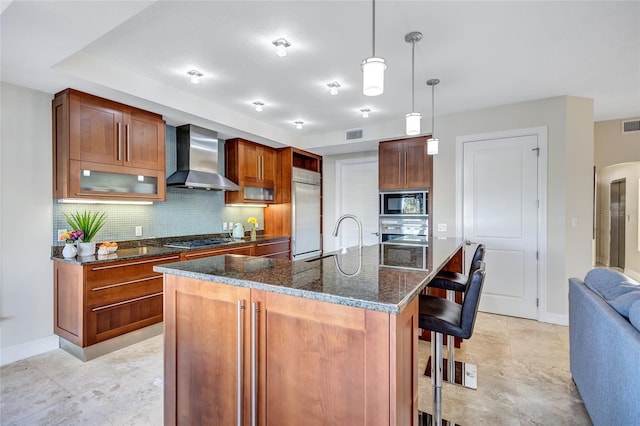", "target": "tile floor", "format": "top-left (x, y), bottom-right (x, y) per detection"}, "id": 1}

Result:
top-left (1, 312), bottom-right (591, 425)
